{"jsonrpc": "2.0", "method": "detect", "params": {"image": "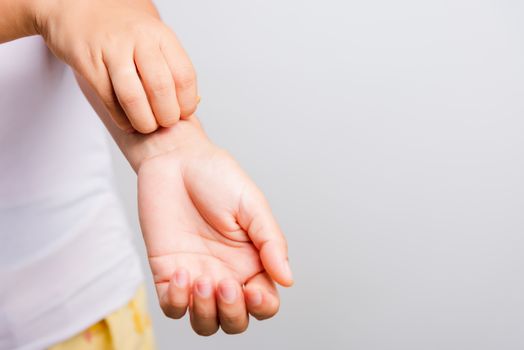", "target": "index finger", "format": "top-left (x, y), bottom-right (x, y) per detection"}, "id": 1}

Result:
top-left (160, 31), bottom-right (199, 119)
